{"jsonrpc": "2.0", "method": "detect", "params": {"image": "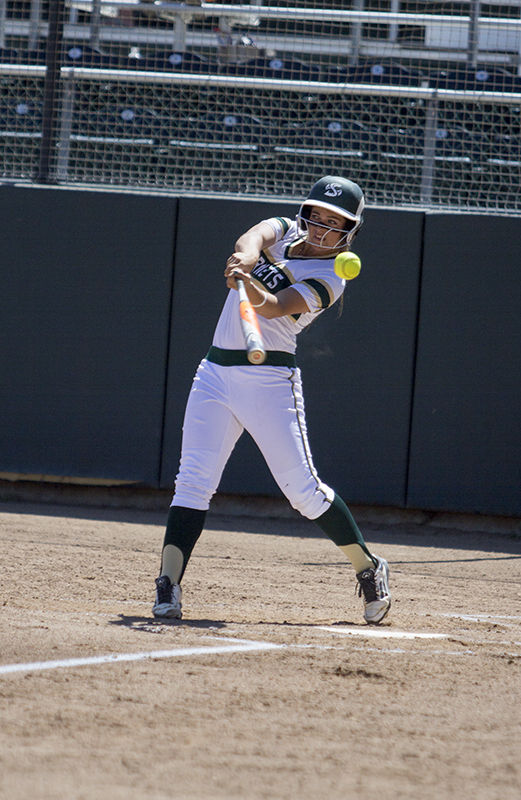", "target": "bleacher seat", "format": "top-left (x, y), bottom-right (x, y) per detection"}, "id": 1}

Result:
top-left (3, 99), bottom-right (43, 136)
top-left (112, 106), bottom-right (162, 138)
top-left (381, 123), bottom-right (486, 166)
top-left (473, 68), bottom-right (519, 92)
top-left (26, 41), bottom-right (47, 65)
top-left (63, 44), bottom-right (118, 68)
top-left (22, 40), bottom-right (116, 68)
top-left (381, 127), bottom-right (424, 161)
top-left (429, 67), bottom-right (519, 93)
top-left (168, 112), bottom-right (270, 152)
top-left (274, 117), bottom-right (377, 159)
top-left (138, 50), bottom-right (210, 73)
top-left (485, 131), bottom-right (521, 167)
top-left (320, 64), bottom-right (358, 84)
top-left (70, 104), bottom-right (162, 144)
top-left (432, 126), bottom-right (480, 163)
top-left (0, 48), bottom-right (21, 63)
top-left (350, 60), bottom-right (425, 86)
top-left (224, 56), bottom-right (321, 82)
